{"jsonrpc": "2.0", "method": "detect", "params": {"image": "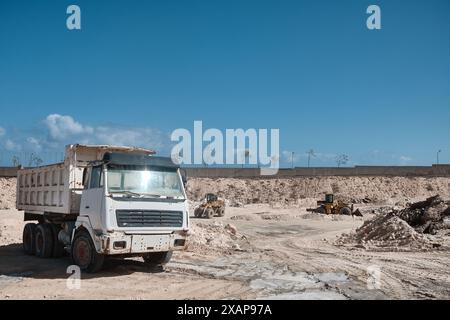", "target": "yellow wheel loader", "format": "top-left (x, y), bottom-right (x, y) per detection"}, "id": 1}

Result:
top-left (194, 193), bottom-right (226, 219)
top-left (308, 194), bottom-right (362, 216)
